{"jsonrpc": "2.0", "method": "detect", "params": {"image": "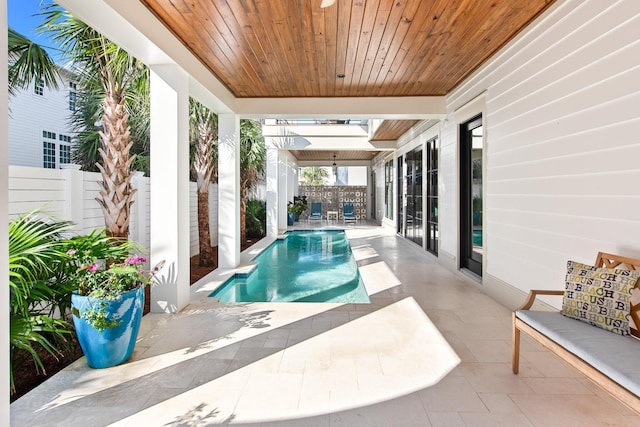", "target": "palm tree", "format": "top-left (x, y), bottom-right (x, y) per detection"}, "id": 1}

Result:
top-left (239, 119), bottom-right (266, 243)
top-left (300, 166), bottom-right (329, 186)
top-left (189, 98), bottom-right (217, 267)
top-left (7, 27), bottom-right (59, 96)
top-left (41, 6), bottom-right (148, 239)
top-left (69, 68), bottom-right (150, 175)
